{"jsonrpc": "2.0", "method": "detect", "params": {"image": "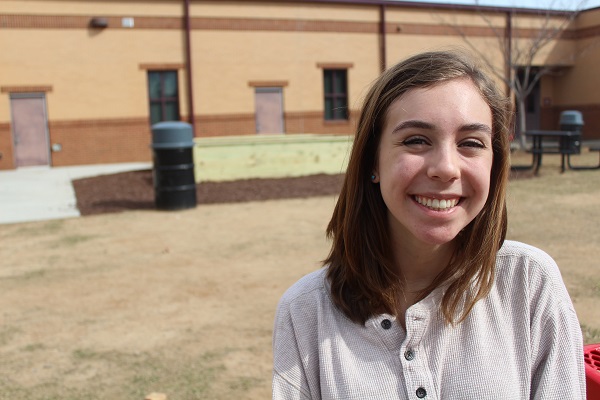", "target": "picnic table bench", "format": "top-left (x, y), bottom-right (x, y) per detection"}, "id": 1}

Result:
top-left (567, 144), bottom-right (600, 170)
top-left (511, 130), bottom-right (581, 174)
